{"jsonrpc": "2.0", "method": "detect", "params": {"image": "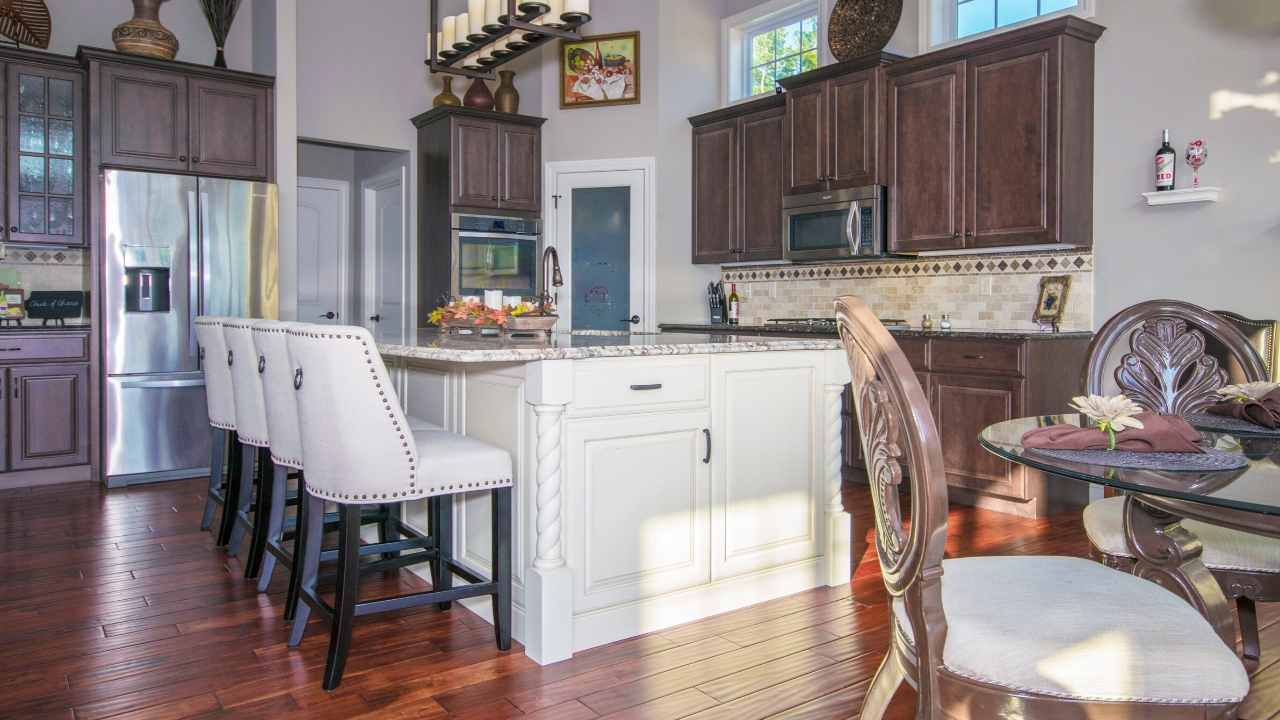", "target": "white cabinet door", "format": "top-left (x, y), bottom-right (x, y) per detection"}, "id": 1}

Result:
top-left (710, 353), bottom-right (821, 580)
top-left (566, 410), bottom-right (712, 612)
